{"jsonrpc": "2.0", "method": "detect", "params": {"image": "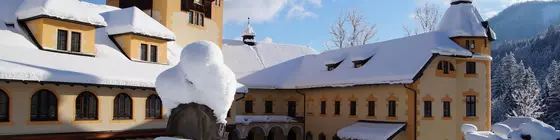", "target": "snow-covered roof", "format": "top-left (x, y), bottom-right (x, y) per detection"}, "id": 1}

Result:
top-left (238, 32), bottom-right (472, 89)
top-left (337, 121), bottom-right (406, 140)
top-left (102, 7), bottom-right (176, 40)
top-left (236, 83), bottom-right (249, 93)
top-left (499, 117), bottom-right (536, 130)
top-left (0, 0), bottom-right (180, 88)
top-left (235, 115), bottom-right (301, 125)
top-left (437, 2), bottom-right (487, 38)
top-left (242, 24), bottom-right (256, 36)
top-left (222, 39), bottom-right (318, 79)
top-left (15, 0), bottom-right (107, 27)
